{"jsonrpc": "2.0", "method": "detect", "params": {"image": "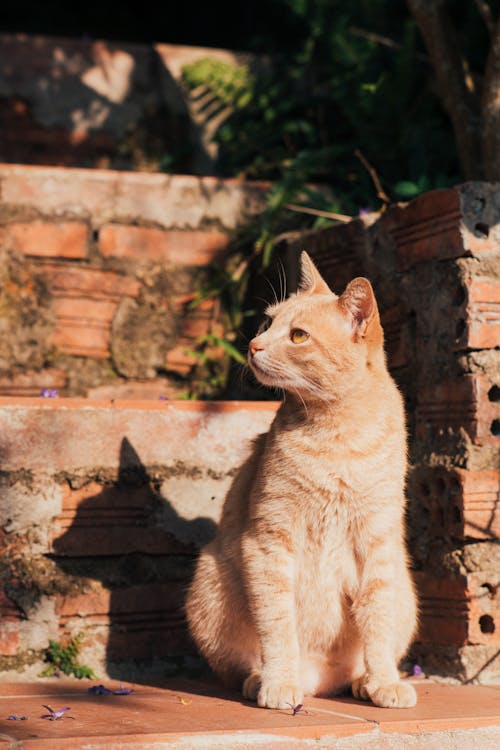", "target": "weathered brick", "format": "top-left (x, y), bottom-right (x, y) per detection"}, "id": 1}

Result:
top-left (0, 220), bottom-right (89, 258)
top-left (381, 189), bottom-right (463, 270)
top-left (0, 399), bottom-right (278, 476)
top-left (99, 224), bottom-right (229, 265)
top-left (0, 164), bottom-right (269, 229)
top-left (416, 375), bottom-right (500, 447)
top-left (38, 263), bottom-right (141, 299)
top-left (415, 572), bottom-right (499, 646)
top-left (0, 368), bottom-right (67, 397)
top-left (87, 380), bottom-right (180, 400)
top-left (0, 627), bottom-right (20, 656)
top-left (381, 305), bottom-right (408, 369)
top-left (56, 582), bottom-right (192, 660)
top-left (454, 277), bottom-right (500, 351)
top-left (411, 467), bottom-right (499, 541)
top-left (35, 263), bottom-right (140, 359)
top-left (53, 482), bottom-right (191, 556)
